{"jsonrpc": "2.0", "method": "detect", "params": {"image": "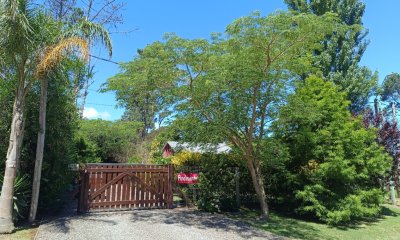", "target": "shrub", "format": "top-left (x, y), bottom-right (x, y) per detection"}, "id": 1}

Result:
top-left (0, 174), bottom-right (31, 221)
top-left (273, 76), bottom-right (391, 224)
top-left (178, 153), bottom-right (240, 212)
